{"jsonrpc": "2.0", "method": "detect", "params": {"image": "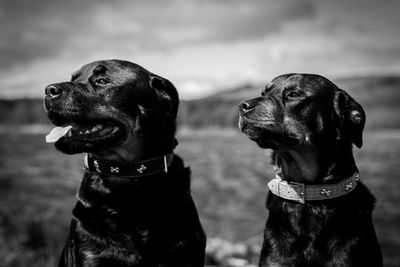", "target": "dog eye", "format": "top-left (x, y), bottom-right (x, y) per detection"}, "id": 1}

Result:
top-left (286, 91), bottom-right (303, 99)
top-left (95, 78), bottom-right (109, 85)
